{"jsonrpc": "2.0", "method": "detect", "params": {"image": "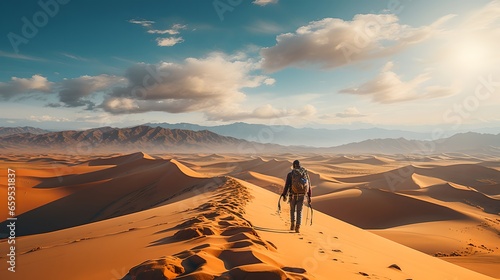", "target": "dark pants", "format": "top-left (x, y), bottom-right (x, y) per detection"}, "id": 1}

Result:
top-left (290, 194), bottom-right (305, 226)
